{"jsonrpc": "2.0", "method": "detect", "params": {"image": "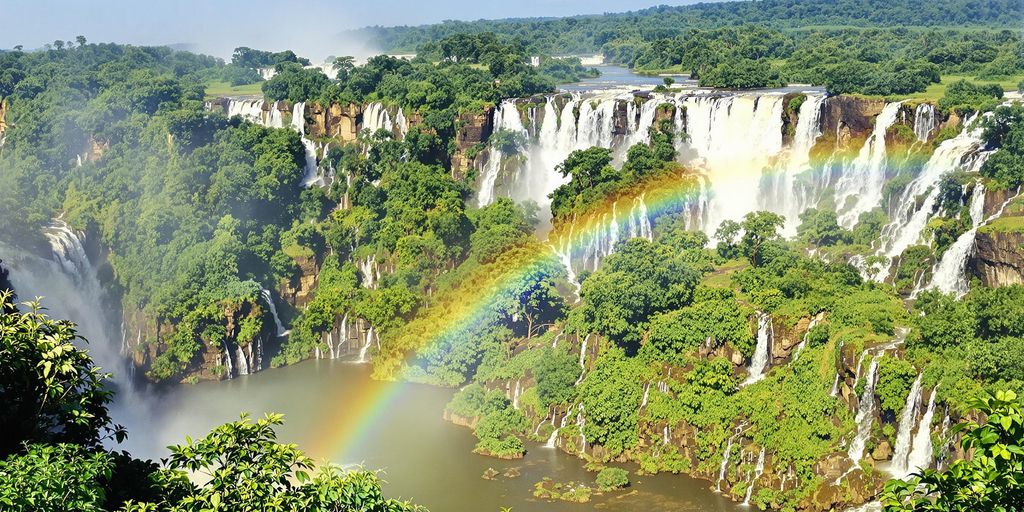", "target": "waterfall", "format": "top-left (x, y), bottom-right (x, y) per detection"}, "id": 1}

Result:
top-left (576, 403), bottom-right (587, 452)
top-left (546, 412), bottom-right (569, 449)
top-left (830, 373), bottom-right (841, 397)
top-left (926, 182), bottom-right (990, 296)
top-left (793, 317), bottom-right (819, 360)
top-left (291, 102), bottom-right (321, 187)
top-left (742, 312), bottom-right (773, 386)
top-left (640, 382), bottom-right (650, 409)
top-left (767, 93), bottom-right (827, 236)
top-left (362, 102), bottom-right (394, 136)
top-left (574, 333), bottom-right (590, 385)
top-left (873, 117), bottom-right (988, 282)
top-left (222, 340), bottom-right (234, 378)
top-left (716, 426), bottom-right (744, 492)
top-left (512, 380), bottom-right (521, 410)
top-left (835, 102), bottom-right (904, 228)
top-left (847, 356), bottom-right (880, 463)
top-left (663, 424), bottom-right (671, 444)
top-left (914, 104), bottom-right (936, 142)
top-left (235, 344), bottom-right (249, 376)
top-left (226, 99), bottom-right (267, 124)
top-left (260, 288), bottom-right (289, 337)
top-left (744, 447), bottom-right (766, 505)
top-left (678, 93), bottom-right (786, 232)
top-left (890, 373), bottom-right (923, 477)
top-left (906, 386), bottom-right (939, 474)
top-left (359, 255), bottom-right (378, 289)
top-left (358, 325), bottom-right (374, 363)
top-left (477, 99), bottom-right (528, 206)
